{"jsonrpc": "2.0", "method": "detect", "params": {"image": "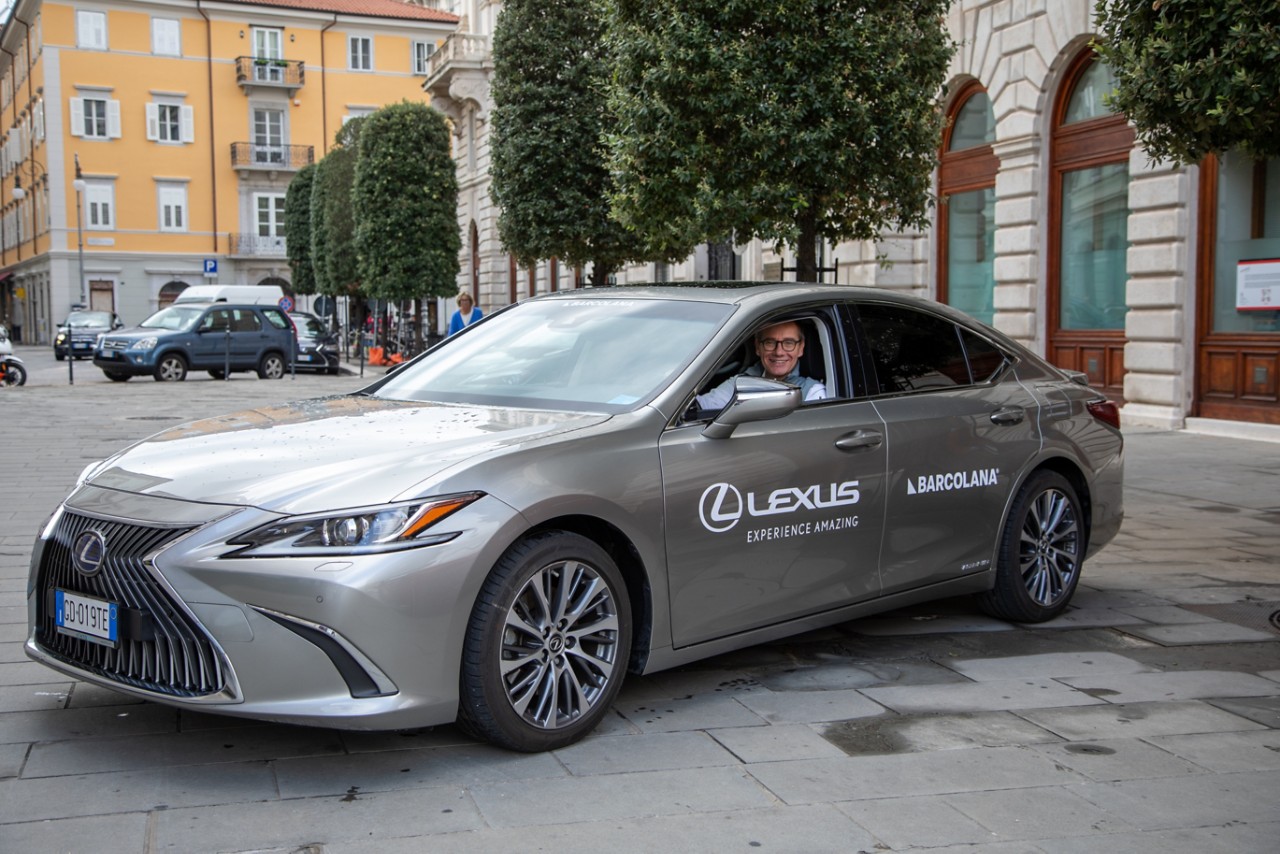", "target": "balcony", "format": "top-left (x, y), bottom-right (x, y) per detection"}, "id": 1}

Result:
top-left (422, 31), bottom-right (492, 123)
top-left (235, 57), bottom-right (305, 95)
top-left (230, 143), bottom-right (314, 173)
top-left (229, 233), bottom-right (287, 258)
